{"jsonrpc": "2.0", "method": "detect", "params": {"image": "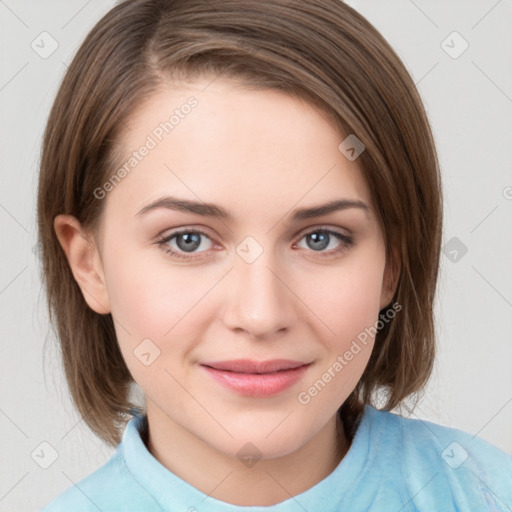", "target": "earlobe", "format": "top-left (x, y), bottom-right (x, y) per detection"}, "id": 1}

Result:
top-left (53, 214), bottom-right (111, 315)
